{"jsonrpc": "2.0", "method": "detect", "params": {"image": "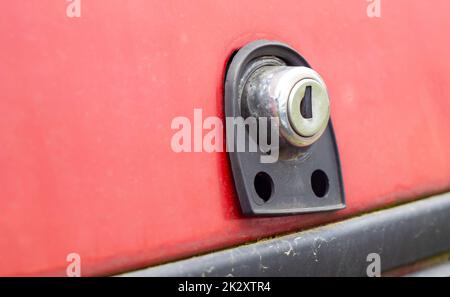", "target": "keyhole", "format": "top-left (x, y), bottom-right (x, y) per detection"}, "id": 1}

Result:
top-left (300, 86), bottom-right (313, 119)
